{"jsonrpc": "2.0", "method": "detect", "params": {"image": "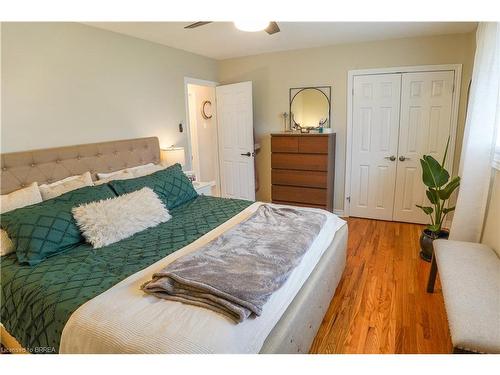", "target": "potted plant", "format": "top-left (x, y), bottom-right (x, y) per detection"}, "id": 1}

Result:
top-left (416, 138), bottom-right (460, 262)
